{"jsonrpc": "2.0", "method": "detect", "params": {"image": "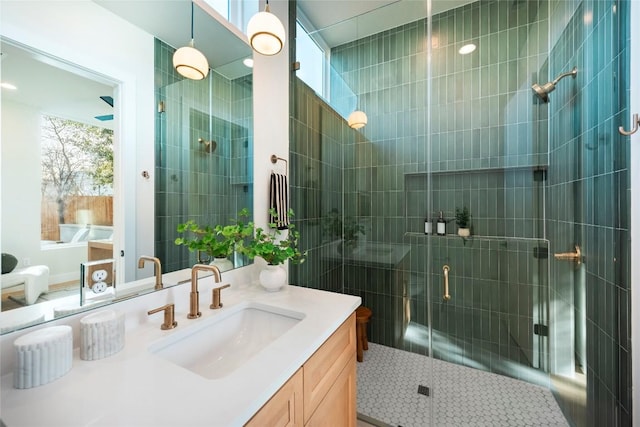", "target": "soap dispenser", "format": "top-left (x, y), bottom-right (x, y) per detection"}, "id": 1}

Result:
top-left (424, 213), bottom-right (432, 235)
top-left (436, 211), bottom-right (446, 236)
